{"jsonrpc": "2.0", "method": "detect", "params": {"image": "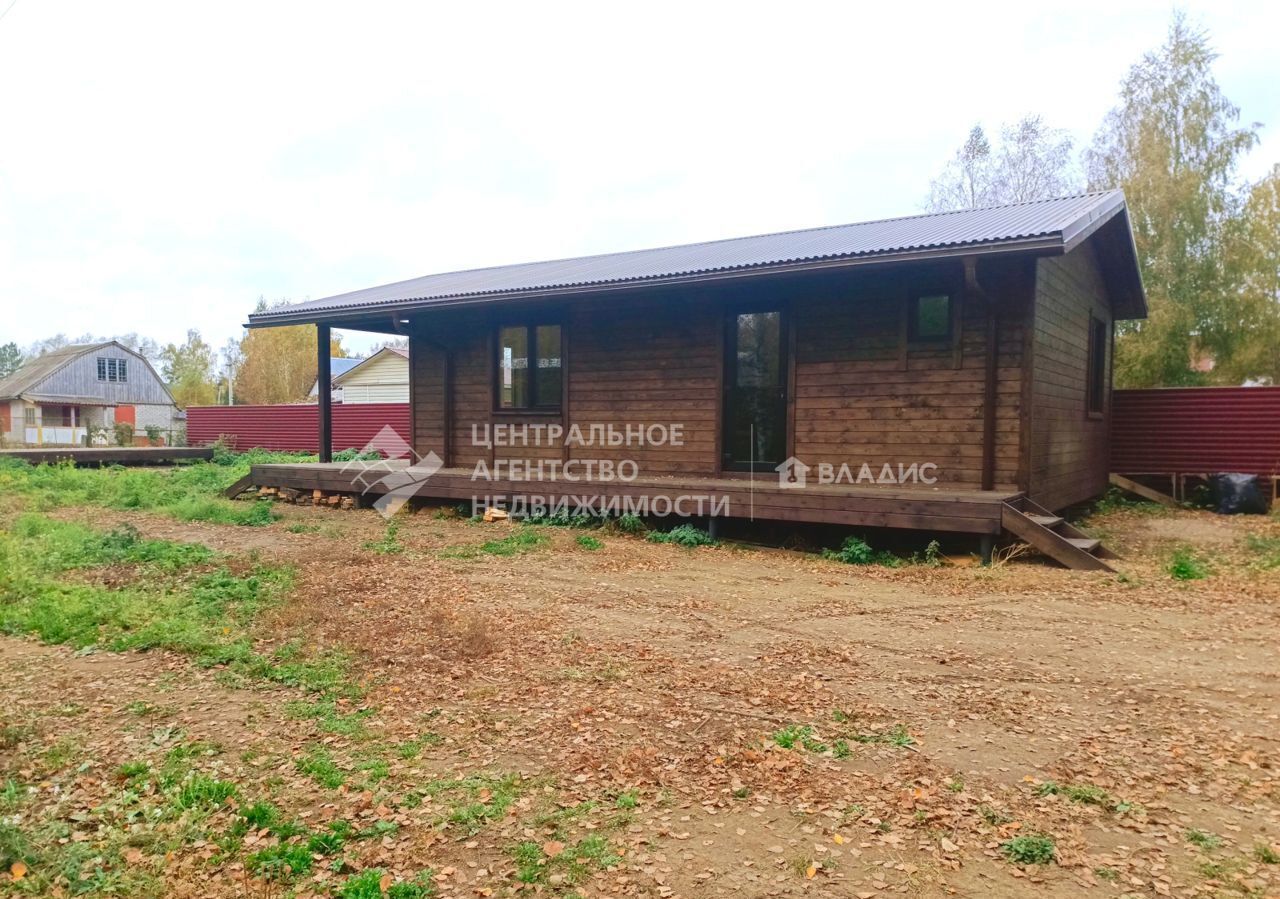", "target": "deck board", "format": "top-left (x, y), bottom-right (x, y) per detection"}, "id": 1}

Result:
top-left (0, 446), bottom-right (214, 465)
top-left (248, 462), bottom-right (1018, 534)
